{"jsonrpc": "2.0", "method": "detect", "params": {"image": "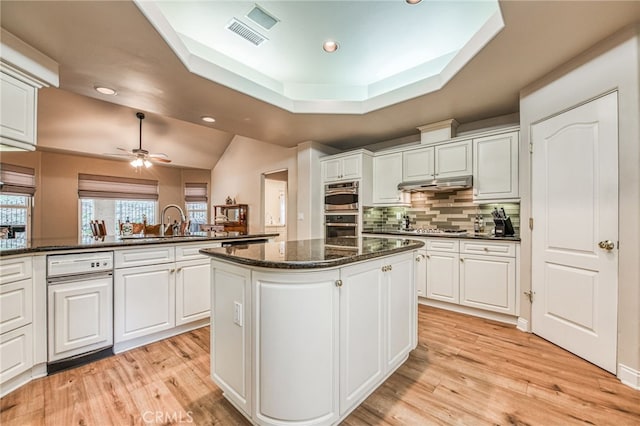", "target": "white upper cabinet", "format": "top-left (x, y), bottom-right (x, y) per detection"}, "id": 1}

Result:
top-left (402, 147), bottom-right (435, 182)
top-left (434, 140), bottom-right (472, 179)
top-left (0, 71), bottom-right (36, 149)
top-left (372, 152), bottom-right (410, 206)
top-left (473, 131), bottom-right (519, 201)
top-left (322, 152), bottom-right (365, 182)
